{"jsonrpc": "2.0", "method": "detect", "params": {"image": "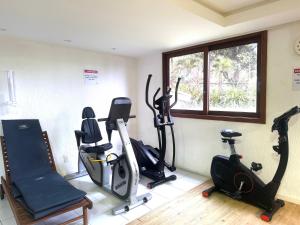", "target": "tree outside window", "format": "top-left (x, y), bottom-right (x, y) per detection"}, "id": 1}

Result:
top-left (163, 31), bottom-right (267, 123)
